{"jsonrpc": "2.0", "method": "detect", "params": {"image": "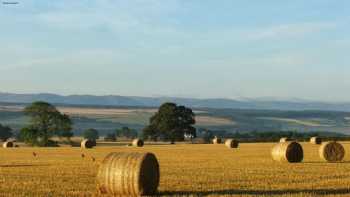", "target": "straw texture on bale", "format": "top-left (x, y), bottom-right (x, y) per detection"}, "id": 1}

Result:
top-left (2, 141), bottom-right (13, 148)
top-left (319, 141), bottom-right (345, 162)
top-left (81, 139), bottom-right (96, 149)
top-left (310, 137), bottom-right (322, 145)
top-left (279, 137), bottom-right (292, 143)
top-left (271, 142), bottom-right (303, 163)
top-left (225, 139), bottom-right (239, 148)
top-left (212, 137), bottom-right (222, 144)
top-left (132, 139), bottom-right (144, 147)
top-left (97, 152), bottom-right (160, 196)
